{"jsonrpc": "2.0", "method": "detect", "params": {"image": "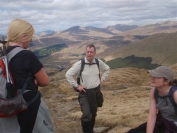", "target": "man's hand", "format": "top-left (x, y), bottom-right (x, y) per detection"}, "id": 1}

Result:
top-left (77, 85), bottom-right (86, 92)
top-left (100, 80), bottom-right (103, 84)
